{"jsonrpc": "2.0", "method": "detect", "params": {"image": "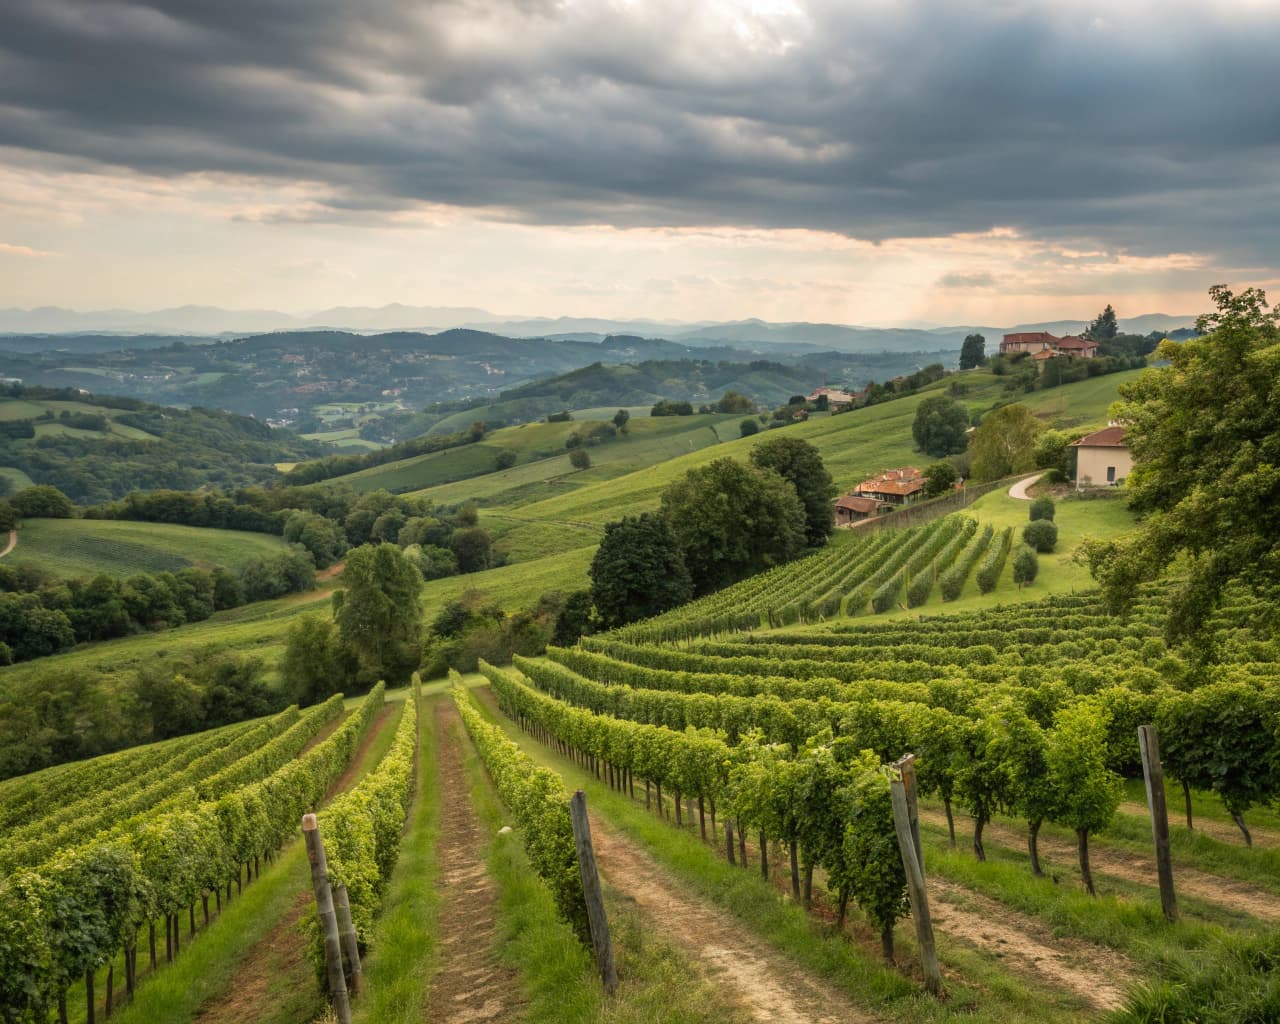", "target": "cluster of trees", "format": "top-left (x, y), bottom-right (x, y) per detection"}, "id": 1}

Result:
top-left (1086, 285), bottom-right (1280, 645)
top-left (588, 438), bottom-right (835, 628)
top-left (0, 385), bottom-right (321, 503)
top-left (82, 483), bottom-right (496, 578)
top-left (0, 651), bottom-right (285, 779)
top-left (0, 547), bottom-right (315, 664)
